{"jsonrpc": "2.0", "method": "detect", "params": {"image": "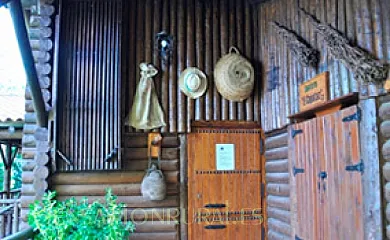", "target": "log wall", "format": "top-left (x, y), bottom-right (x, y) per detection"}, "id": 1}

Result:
top-left (264, 129), bottom-right (291, 239)
top-left (256, 0), bottom-right (390, 132)
top-left (122, 0), bottom-right (260, 133)
top-left (378, 95), bottom-right (390, 239)
top-left (20, 0), bottom-right (55, 230)
top-left (49, 134), bottom-right (183, 240)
